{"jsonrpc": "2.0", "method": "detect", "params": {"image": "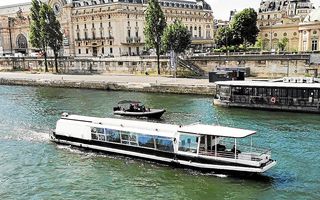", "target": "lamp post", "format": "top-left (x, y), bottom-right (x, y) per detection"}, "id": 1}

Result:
top-left (8, 17), bottom-right (14, 55)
